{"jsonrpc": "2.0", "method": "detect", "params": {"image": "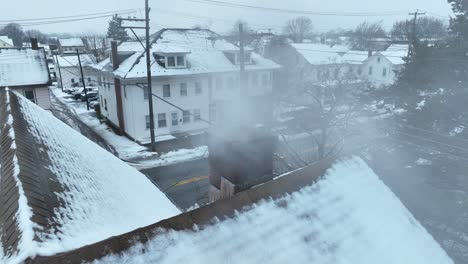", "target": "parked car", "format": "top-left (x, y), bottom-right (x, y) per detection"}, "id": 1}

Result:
top-left (81, 91), bottom-right (99, 102)
top-left (73, 88), bottom-right (96, 100)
